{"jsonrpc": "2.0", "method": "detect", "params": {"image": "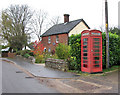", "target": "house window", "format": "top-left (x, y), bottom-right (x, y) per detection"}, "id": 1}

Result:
top-left (56, 35), bottom-right (59, 43)
top-left (48, 36), bottom-right (51, 43)
top-left (48, 48), bottom-right (51, 52)
top-left (44, 47), bottom-right (46, 52)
